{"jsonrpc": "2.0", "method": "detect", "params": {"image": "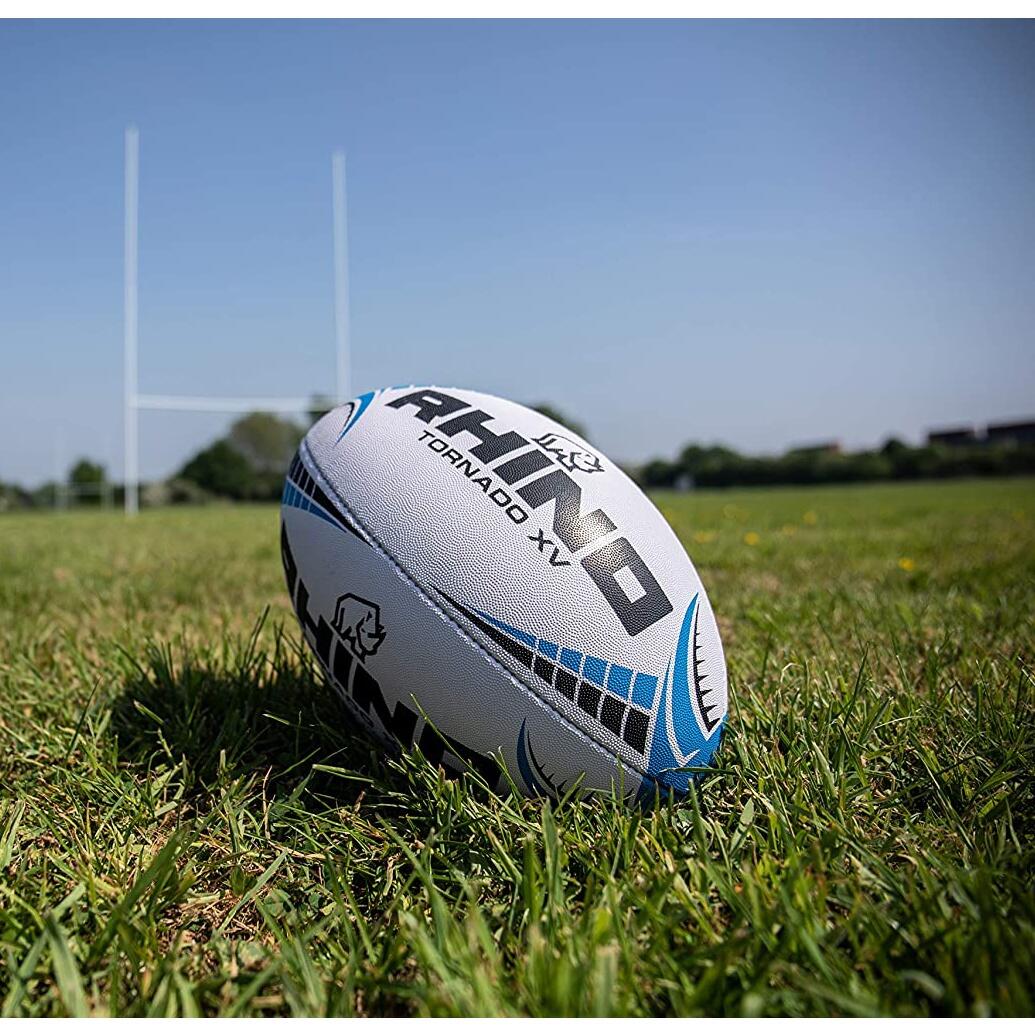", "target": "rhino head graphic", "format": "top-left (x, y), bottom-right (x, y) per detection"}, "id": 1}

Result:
top-left (331, 593), bottom-right (386, 660)
top-left (533, 432), bottom-right (604, 475)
